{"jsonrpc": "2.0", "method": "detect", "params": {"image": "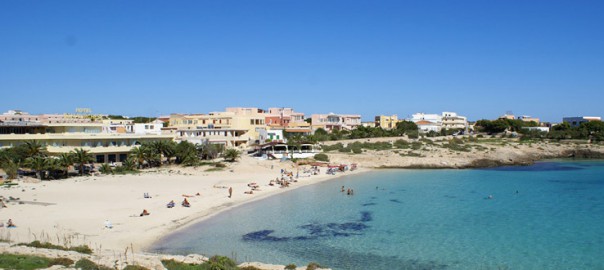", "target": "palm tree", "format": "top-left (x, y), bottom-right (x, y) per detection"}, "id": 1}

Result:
top-left (130, 146), bottom-right (146, 169)
top-left (223, 148), bottom-right (241, 162)
top-left (121, 157), bottom-right (136, 171)
top-left (71, 148), bottom-right (94, 175)
top-left (25, 156), bottom-right (49, 180)
top-left (24, 140), bottom-right (48, 158)
top-left (99, 163), bottom-right (113, 174)
top-left (57, 153), bottom-right (73, 177)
